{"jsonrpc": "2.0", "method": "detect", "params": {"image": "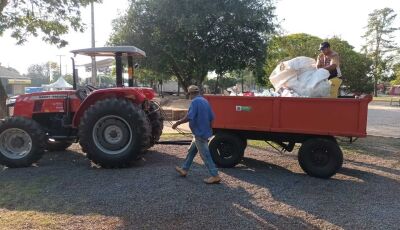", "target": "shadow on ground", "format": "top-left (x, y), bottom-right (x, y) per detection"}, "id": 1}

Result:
top-left (0, 136), bottom-right (399, 229)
